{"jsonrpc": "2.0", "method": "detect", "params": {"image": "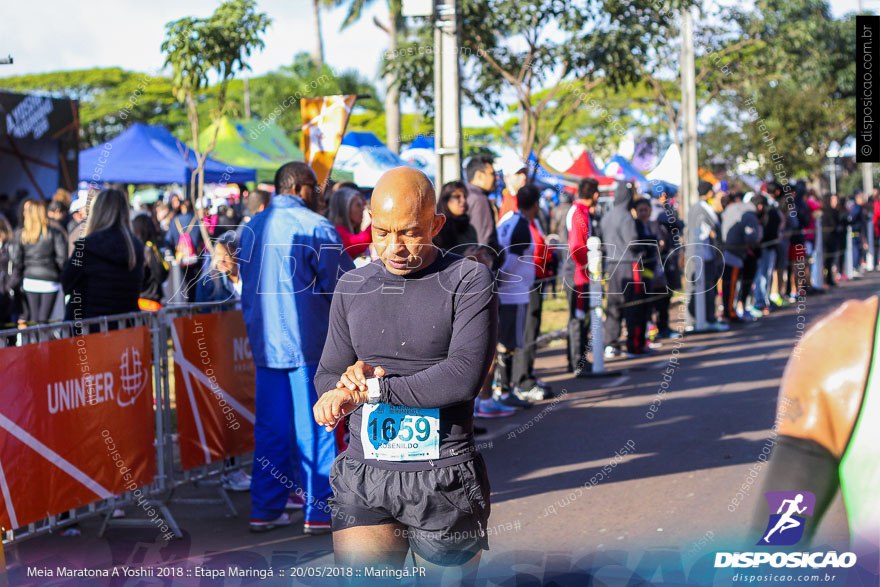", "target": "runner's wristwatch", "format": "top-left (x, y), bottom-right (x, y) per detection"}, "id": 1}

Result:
top-left (365, 377), bottom-right (381, 404)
